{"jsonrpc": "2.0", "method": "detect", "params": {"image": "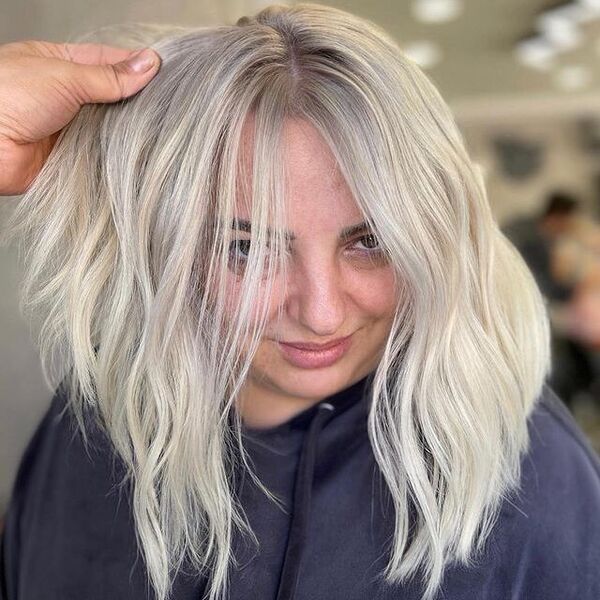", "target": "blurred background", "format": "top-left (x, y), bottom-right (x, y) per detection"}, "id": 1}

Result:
top-left (2, 0), bottom-right (600, 528)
